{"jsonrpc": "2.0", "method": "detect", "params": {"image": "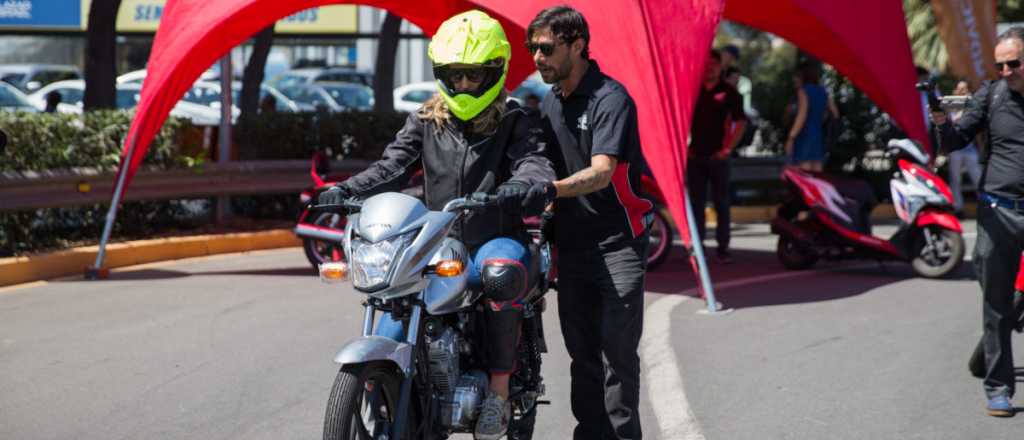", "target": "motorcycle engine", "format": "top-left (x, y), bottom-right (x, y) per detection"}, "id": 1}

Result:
top-left (427, 327), bottom-right (461, 395)
top-left (427, 325), bottom-right (489, 430)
